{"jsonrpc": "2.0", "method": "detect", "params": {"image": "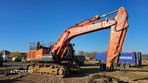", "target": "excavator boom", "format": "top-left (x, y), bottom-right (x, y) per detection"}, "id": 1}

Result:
top-left (51, 7), bottom-right (128, 69)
